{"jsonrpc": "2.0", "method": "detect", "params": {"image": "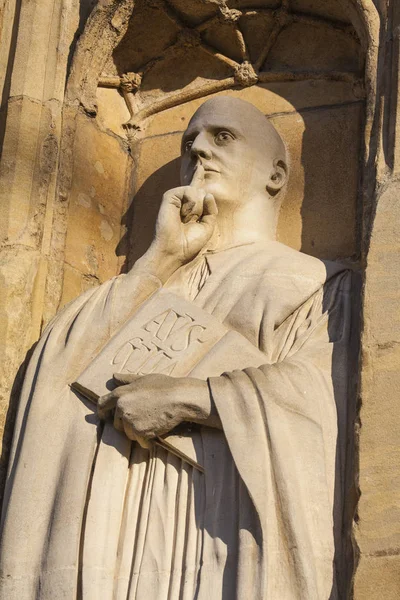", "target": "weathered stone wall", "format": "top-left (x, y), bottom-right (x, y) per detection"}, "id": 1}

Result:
top-left (58, 112), bottom-right (133, 308)
top-left (355, 182), bottom-right (400, 598)
top-left (353, 1), bottom-right (400, 596)
top-left (0, 0), bottom-right (96, 500)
